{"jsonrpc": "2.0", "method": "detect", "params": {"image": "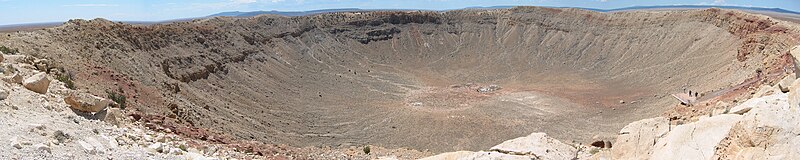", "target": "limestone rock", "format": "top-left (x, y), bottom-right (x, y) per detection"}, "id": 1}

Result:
top-left (64, 92), bottom-right (115, 112)
top-left (650, 114), bottom-right (743, 160)
top-left (752, 84), bottom-right (778, 98)
top-left (2, 72), bottom-right (22, 84)
top-left (168, 147), bottom-right (184, 155)
top-left (376, 156), bottom-right (399, 160)
top-left (788, 80), bottom-right (800, 109)
top-left (730, 93), bottom-right (785, 115)
top-left (458, 151), bottom-right (531, 160)
top-left (0, 87), bottom-right (8, 100)
top-left (476, 85), bottom-right (501, 93)
top-left (148, 143), bottom-right (165, 153)
top-left (777, 74), bottom-right (795, 93)
top-left (22, 72), bottom-right (50, 94)
top-left (731, 147), bottom-right (766, 160)
top-left (419, 151), bottom-right (476, 160)
top-left (11, 137), bottom-right (25, 149)
top-left (78, 140), bottom-right (97, 154)
top-left (185, 151), bottom-right (221, 160)
top-left (714, 93), bottom-right (800, 159)
top-left (792, 45), bottom-right (800, 79)
top-left (711, 101), bottom-right (731, 116)
top-left (489, 132), bottom-right (576, 160)
top-left (418, 133), bottom-right (587, 160)
top-left (103, 108), bottom-right (124, 126)
top-left (612, 117), bottom-right (669, 160)
top-left (78, 137), bottom-right (106, 155)
top-left (34, 143), bottom-right (51, 153)
top-left (3, 54), bottom-right (29, 64)
top-left (33, 59), bottom-right (51, 72)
